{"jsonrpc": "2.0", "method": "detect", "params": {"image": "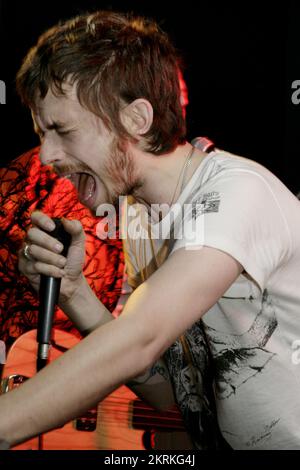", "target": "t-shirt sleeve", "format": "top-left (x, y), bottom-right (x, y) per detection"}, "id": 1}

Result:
top-left (171, 170), bottom-right (292, 291)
